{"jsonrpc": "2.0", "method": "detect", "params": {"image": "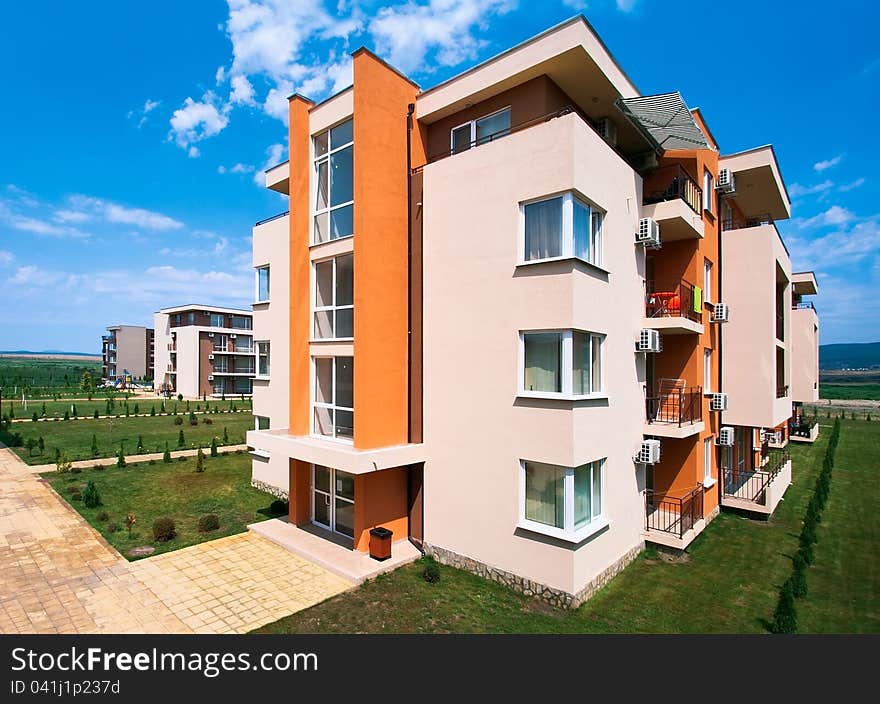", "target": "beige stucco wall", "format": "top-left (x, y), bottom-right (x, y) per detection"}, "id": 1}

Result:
top-left (110, 326), bottom-right (149, 379)
top-left (250, 215), bottom-right (291, 494)
top-left (791, 306), bottom-right (819, 403)
top-left (152, 313), bottom-right (173, 392)
top-left (421, 112), bottom-right (646, 596)
top-left (721, 224), bottom-right (792, 428)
